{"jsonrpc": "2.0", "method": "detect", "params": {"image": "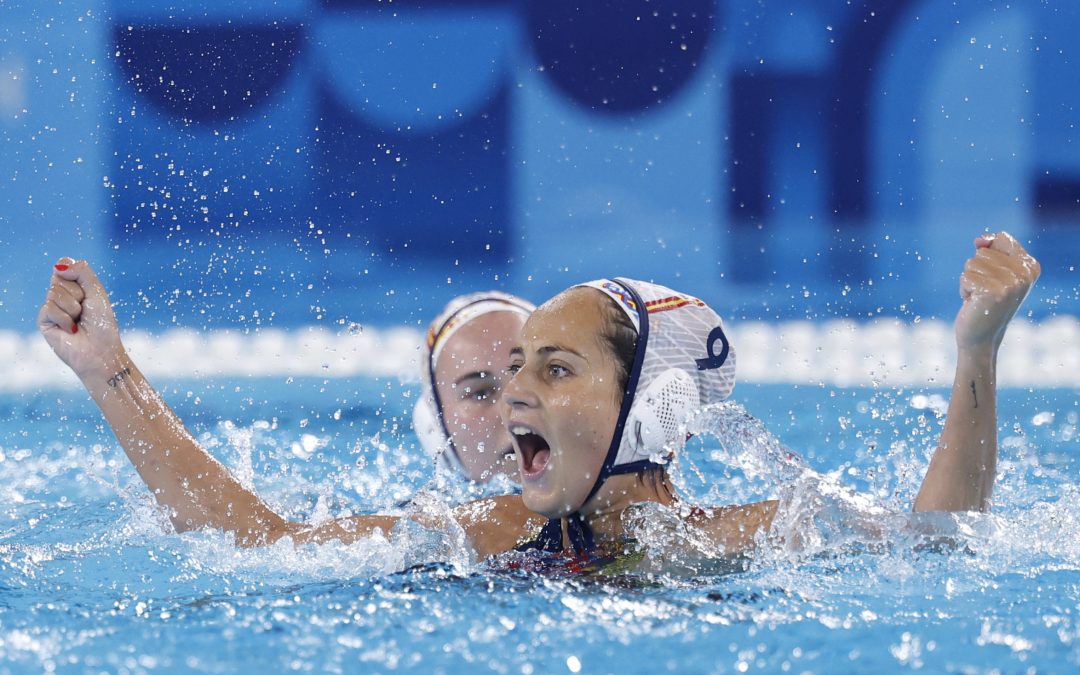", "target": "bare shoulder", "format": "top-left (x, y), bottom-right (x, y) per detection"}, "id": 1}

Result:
top-left (454, 495), bottom-right (546, 559)
top-left (687, 500), bottom-right (779, 555)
